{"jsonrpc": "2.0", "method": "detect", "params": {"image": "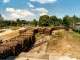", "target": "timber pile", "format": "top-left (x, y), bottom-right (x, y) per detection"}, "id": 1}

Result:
top-left (0, 26), bottom-right (65, 59)
top-left (37, 28), bottom-right (44, 34)
top-left (43, 28), bottom-right (52, 35)
top-left (0, 30), bottom-right (20, 42)
top-left (34, 27), bottom-right (52, 35)
top-left (0, 28), bottom-right (35, 59)
top-left (18, 27), bottom-right (27, 34)
top-left (34, 26), bottom-right (65, 35)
